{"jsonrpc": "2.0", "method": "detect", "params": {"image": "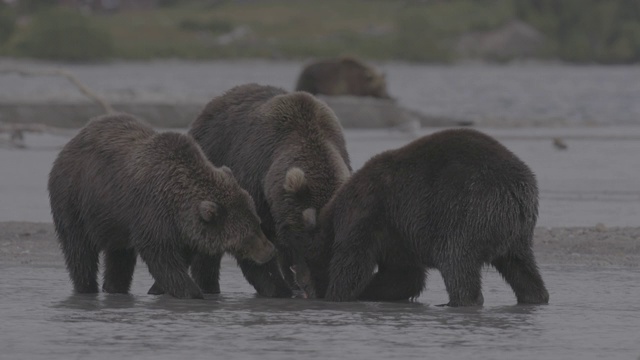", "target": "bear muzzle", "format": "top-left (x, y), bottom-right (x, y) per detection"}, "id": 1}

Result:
top-left (245, 232), bottom-right (276, 265)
